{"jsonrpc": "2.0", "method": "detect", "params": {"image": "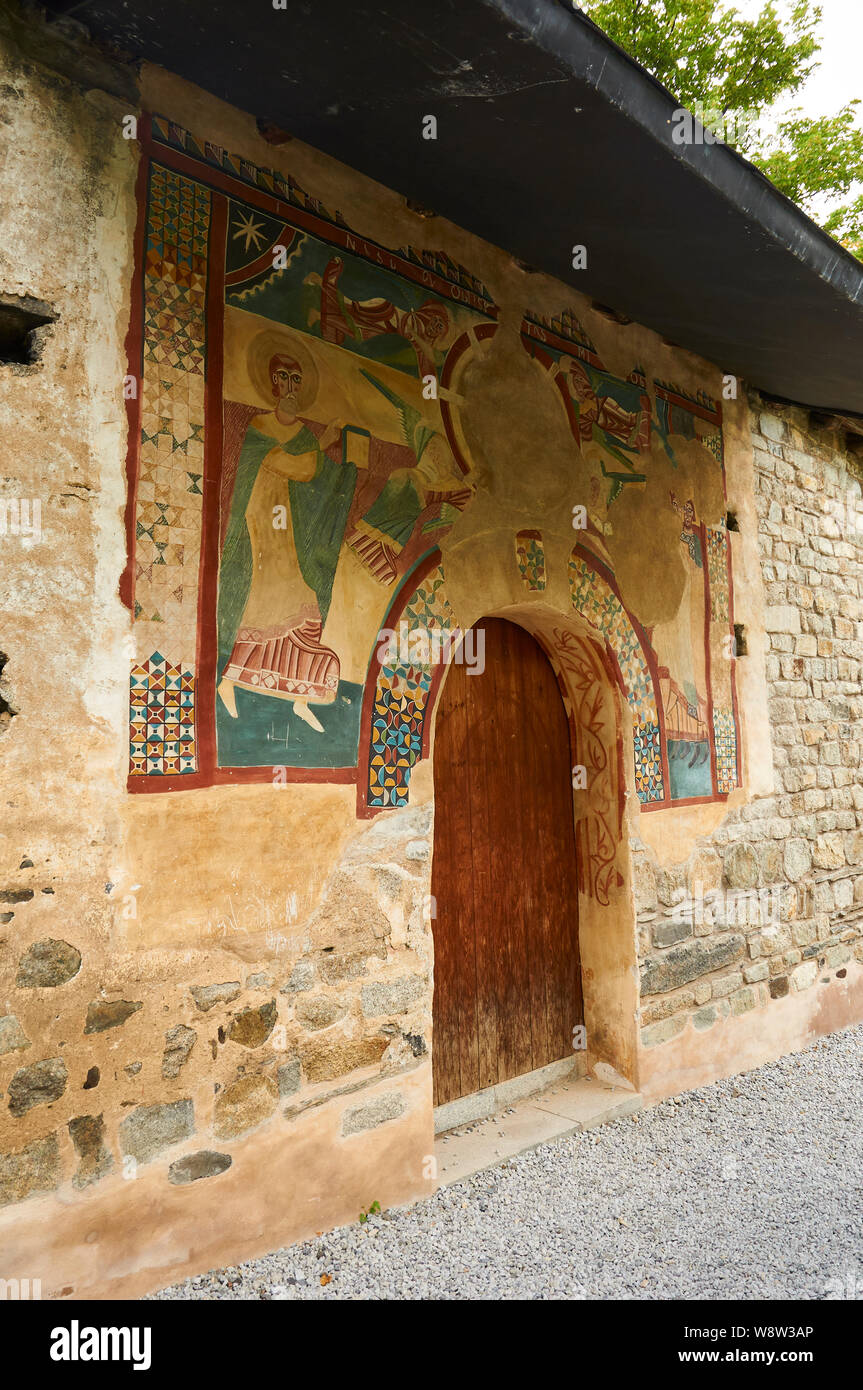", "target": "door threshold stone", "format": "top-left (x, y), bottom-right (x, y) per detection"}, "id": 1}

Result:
top-left (433, 1055), bottom-right (583, 1135)
top-left (434, 1073), bottom-right (643, 1185)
